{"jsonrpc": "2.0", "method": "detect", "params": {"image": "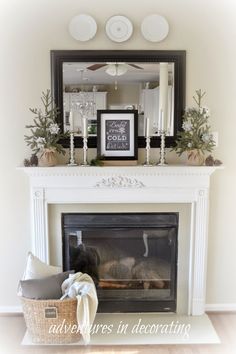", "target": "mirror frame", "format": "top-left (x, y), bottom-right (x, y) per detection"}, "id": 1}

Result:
top-left (51, 50), bottom-right (186, 148)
